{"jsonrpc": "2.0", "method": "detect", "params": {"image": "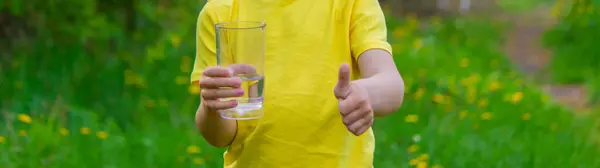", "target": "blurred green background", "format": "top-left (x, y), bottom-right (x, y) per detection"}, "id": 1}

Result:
top-left (1, 0), bottom-right (599, 167)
